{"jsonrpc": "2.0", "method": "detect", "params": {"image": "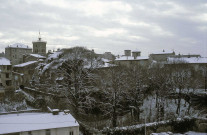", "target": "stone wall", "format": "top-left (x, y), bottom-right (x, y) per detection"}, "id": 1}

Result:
top-left (102, 117), bottom-right (207, 135)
